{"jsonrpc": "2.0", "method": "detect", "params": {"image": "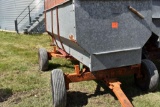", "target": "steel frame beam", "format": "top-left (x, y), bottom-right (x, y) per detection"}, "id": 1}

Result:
top-left (48, 46), bottom-right (73, 59)
top-left (64, 65), bottom-right (139, 107)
